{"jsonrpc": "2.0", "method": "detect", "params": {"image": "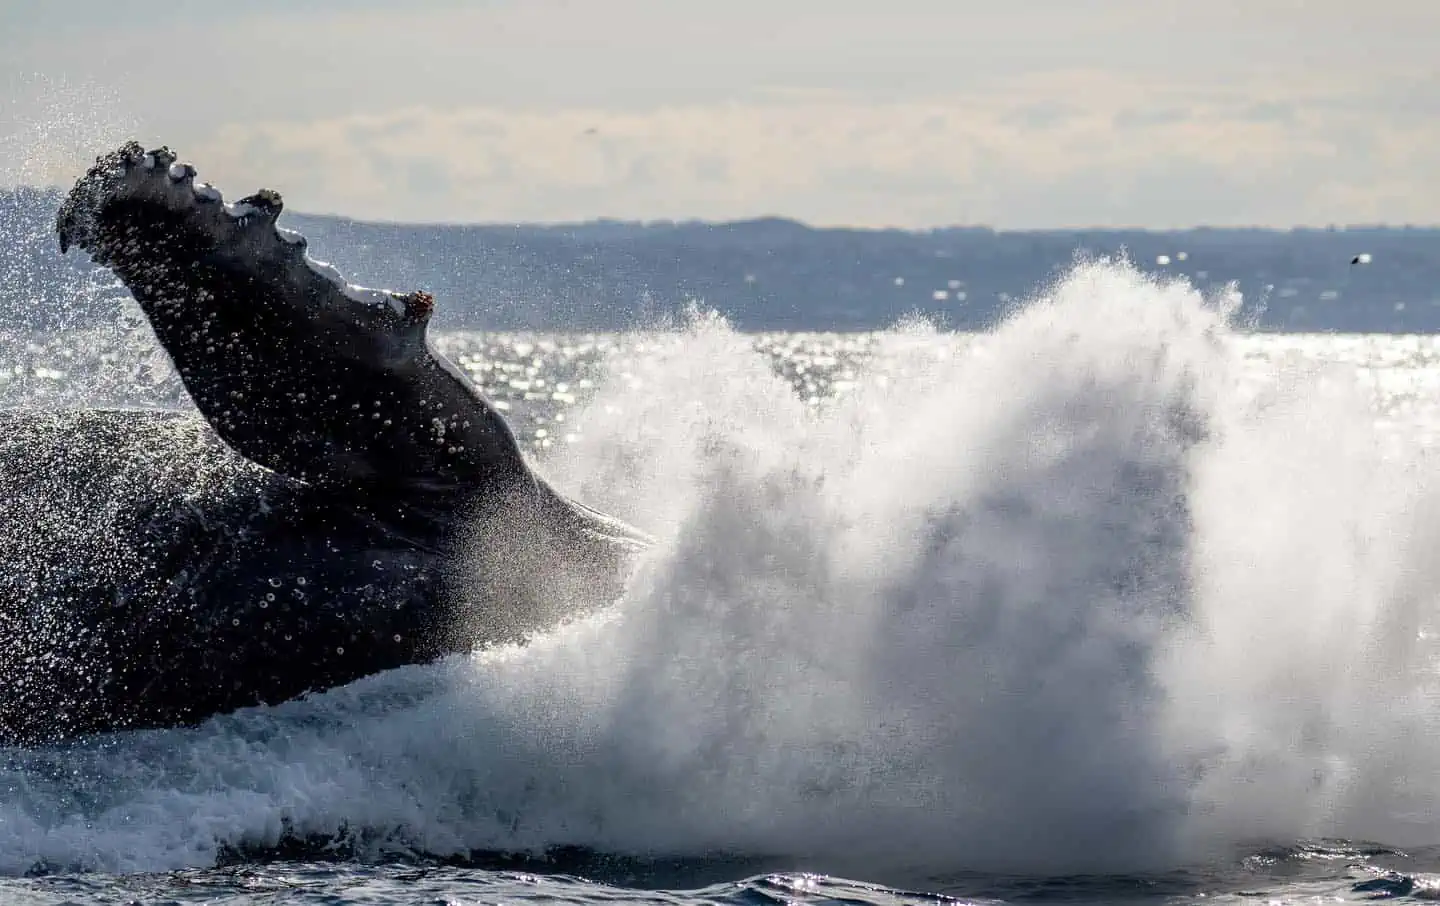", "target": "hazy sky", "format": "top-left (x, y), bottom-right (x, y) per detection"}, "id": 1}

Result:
top-left (3, 0), bottom-right (1437, 228)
